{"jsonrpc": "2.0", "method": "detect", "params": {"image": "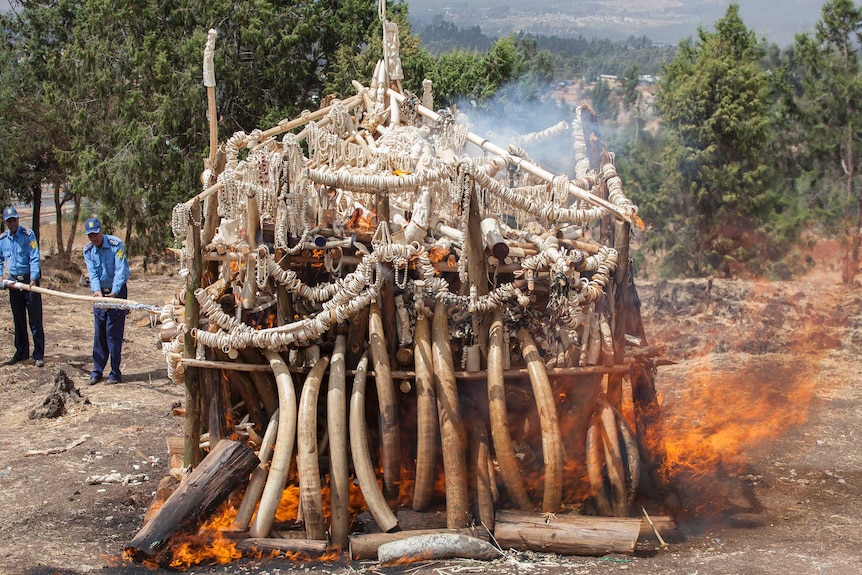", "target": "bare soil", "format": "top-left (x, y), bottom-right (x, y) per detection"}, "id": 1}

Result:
top-left (1, 242), bottom-right (860, 575)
